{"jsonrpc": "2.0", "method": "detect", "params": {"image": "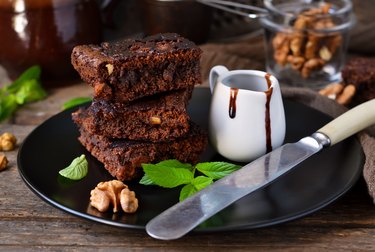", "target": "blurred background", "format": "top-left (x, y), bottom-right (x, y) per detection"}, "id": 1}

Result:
top-left (0, 0), bottom-right (373, 86)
